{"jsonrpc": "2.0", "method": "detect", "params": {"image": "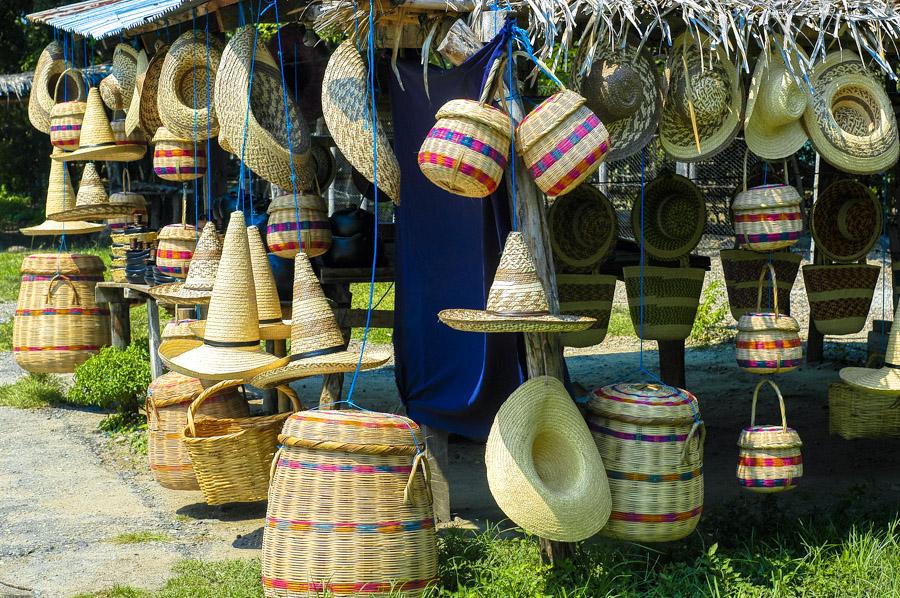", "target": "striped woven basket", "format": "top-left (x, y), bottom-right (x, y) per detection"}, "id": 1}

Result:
top-left (587, 383), bottom-right (705, 542)
top-left (263, 410), bottom-right (437, 597)
top-left (803, 264), bottom-right (880, 335)
top-left (720, 249), bottom-right (800, 321)
top-left (623, 266), bottom-right (705, 341)
top-left (266, 193), bottom-right (331, 258)
top-left (737, 379), bottom-right (802, 493)
top-left (152, 126), bottom-right (206, 182)
top-left (13, 254), bottom-right (109, 374)
top-left (736, 264), bottom-right (801, 374)
top-left (156, 224), bottom-right (196, 279)
top-left (731, 153), bottom-right (803, 252)
top-left (146, 372), bottom-right (248, 490)
top-left (557, 274), bottom-right (616, 347)
top-left (829, 381), bottom-right (900, 440)
top-left (49, 69), bottom-right (86, 151)
top-left (111, 117), bottom-right (148, 148)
